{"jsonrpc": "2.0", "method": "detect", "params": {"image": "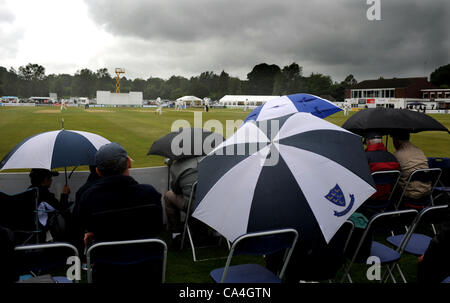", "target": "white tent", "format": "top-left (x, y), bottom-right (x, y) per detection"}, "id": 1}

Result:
top-left (176, 95), bottom-right (203, 106)
top-left (219, 95), bottom-right (279, 107)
